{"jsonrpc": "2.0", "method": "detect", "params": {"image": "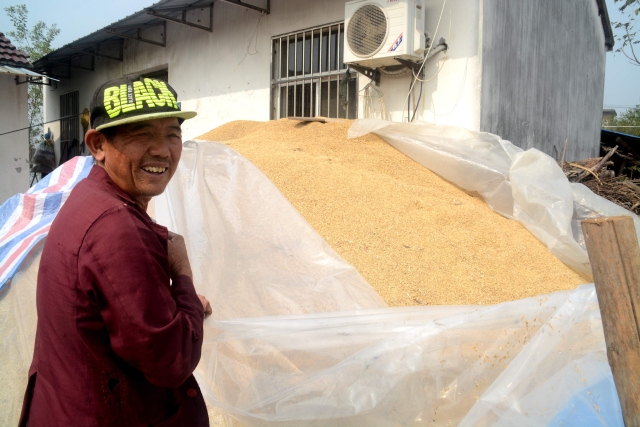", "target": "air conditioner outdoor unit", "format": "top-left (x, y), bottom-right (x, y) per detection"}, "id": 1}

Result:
top-left (344, 0), bottom-right (426, 69)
